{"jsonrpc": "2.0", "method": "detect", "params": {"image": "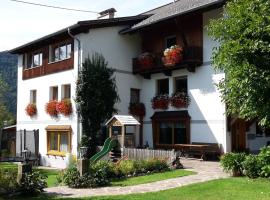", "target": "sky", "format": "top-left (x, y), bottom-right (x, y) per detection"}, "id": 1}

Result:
top-left (0, 0), bottom-right (173, 51)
